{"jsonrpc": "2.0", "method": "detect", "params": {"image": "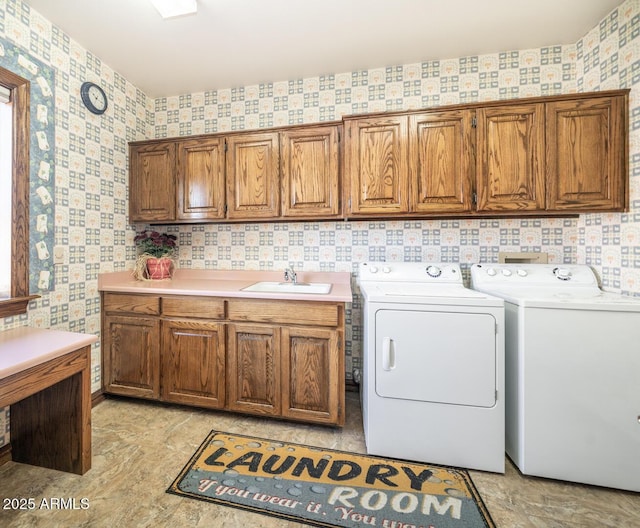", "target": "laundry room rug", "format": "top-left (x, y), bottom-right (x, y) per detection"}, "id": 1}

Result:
top-left (167, 431), bottom-right (495, 528)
